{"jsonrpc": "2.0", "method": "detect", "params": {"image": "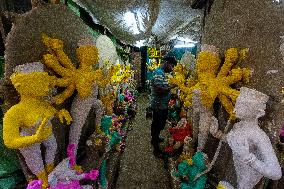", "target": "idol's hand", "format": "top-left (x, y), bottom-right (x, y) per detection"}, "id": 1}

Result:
top-left (35, 116), bottom-right (53, 142)
top-left (57, 109), bottom-right (72, 125)
top-left (227, 135), bottom-right (253, 163)
top-left (42, 33), bottom-right (63, 50)
top-left (210, 116), bottom-right (225, 140)
top-left (26, 180), bottom-right (43, 189)
top-left (84, 169), bottom-right (99, 180)
top-left (209, 116), bottom-right (219, 136)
